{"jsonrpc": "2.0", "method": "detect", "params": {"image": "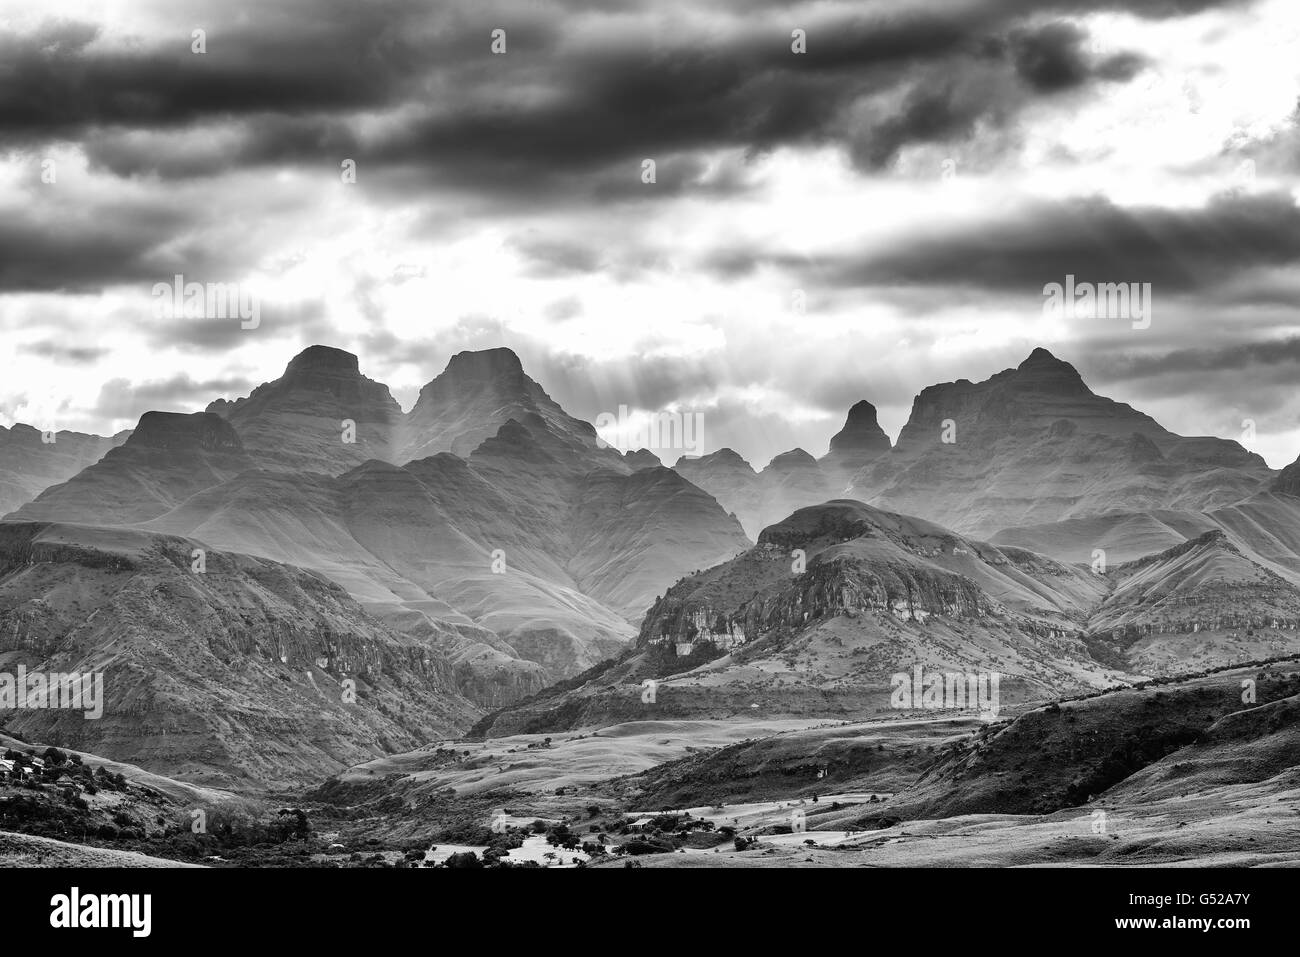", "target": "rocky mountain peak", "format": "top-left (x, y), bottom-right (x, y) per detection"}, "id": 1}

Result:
top-left (283, 345), bottom-right (362, 378)
top-left (756, 500), bottom-right (880, 548)
top-left (127, 411), bottom-right (244, 452)
top-left (415, 349), bottom-right (532, 407)
top-left (402, 348), bottom-right (588, 461)
top-left (624, 448), bottom-right (663, 469)
top-left (676, 448), bottom-right (754, 472)
top-left (1009, 347), bottom-right (1090, 395)
top-left (764, 448), bottom-right (819, 472)
top-left (828, 400), bottom-right (892, 456)
top-left (441, 347), bottom-right (526, 382)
